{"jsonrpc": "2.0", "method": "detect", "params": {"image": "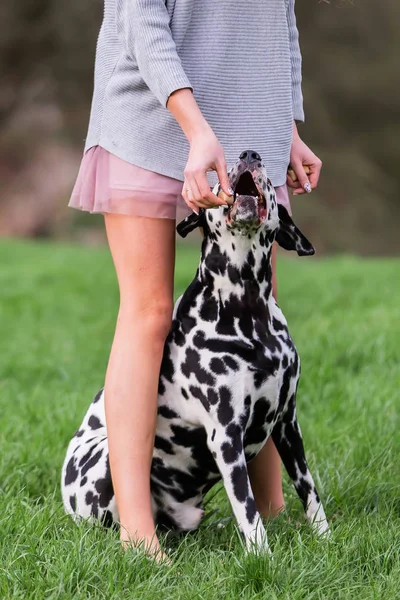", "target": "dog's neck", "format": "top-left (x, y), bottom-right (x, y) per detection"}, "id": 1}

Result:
top-left (198, 228), bottom-right (275, 306)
